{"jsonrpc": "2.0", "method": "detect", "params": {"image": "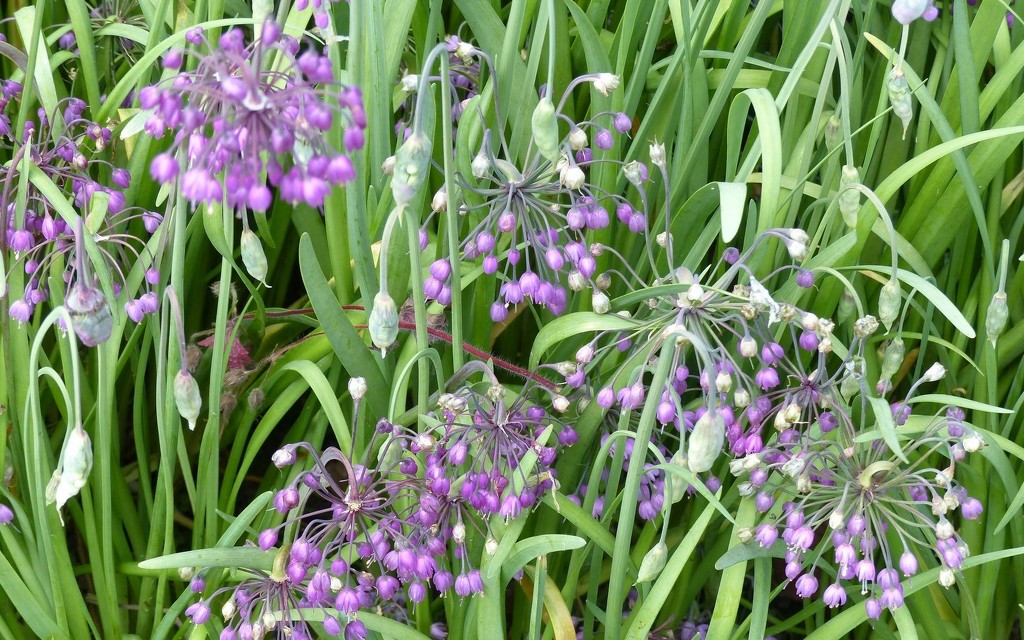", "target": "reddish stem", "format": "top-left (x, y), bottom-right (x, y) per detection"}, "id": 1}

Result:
top-left (248, 306), bottom-right (559, 390)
